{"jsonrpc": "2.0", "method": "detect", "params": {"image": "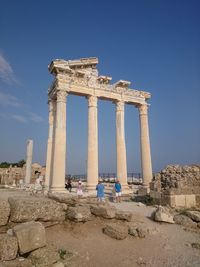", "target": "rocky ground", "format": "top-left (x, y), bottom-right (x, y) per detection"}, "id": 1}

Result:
top-left (0, 189), bottom-right (200, 267)
top-left (45, 202), bottom-right (200, 267)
